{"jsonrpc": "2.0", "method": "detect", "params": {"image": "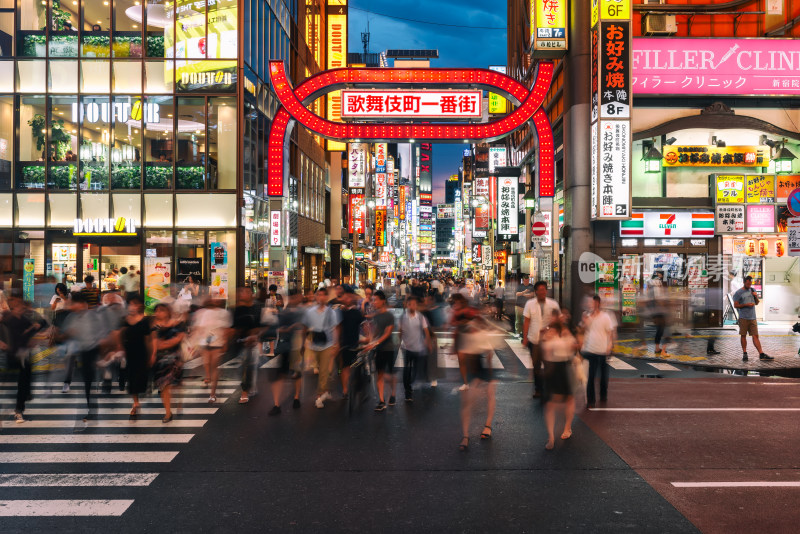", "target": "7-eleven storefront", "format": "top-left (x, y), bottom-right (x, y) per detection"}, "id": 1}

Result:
top-left (614, 211), bottom-right (719, 328)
